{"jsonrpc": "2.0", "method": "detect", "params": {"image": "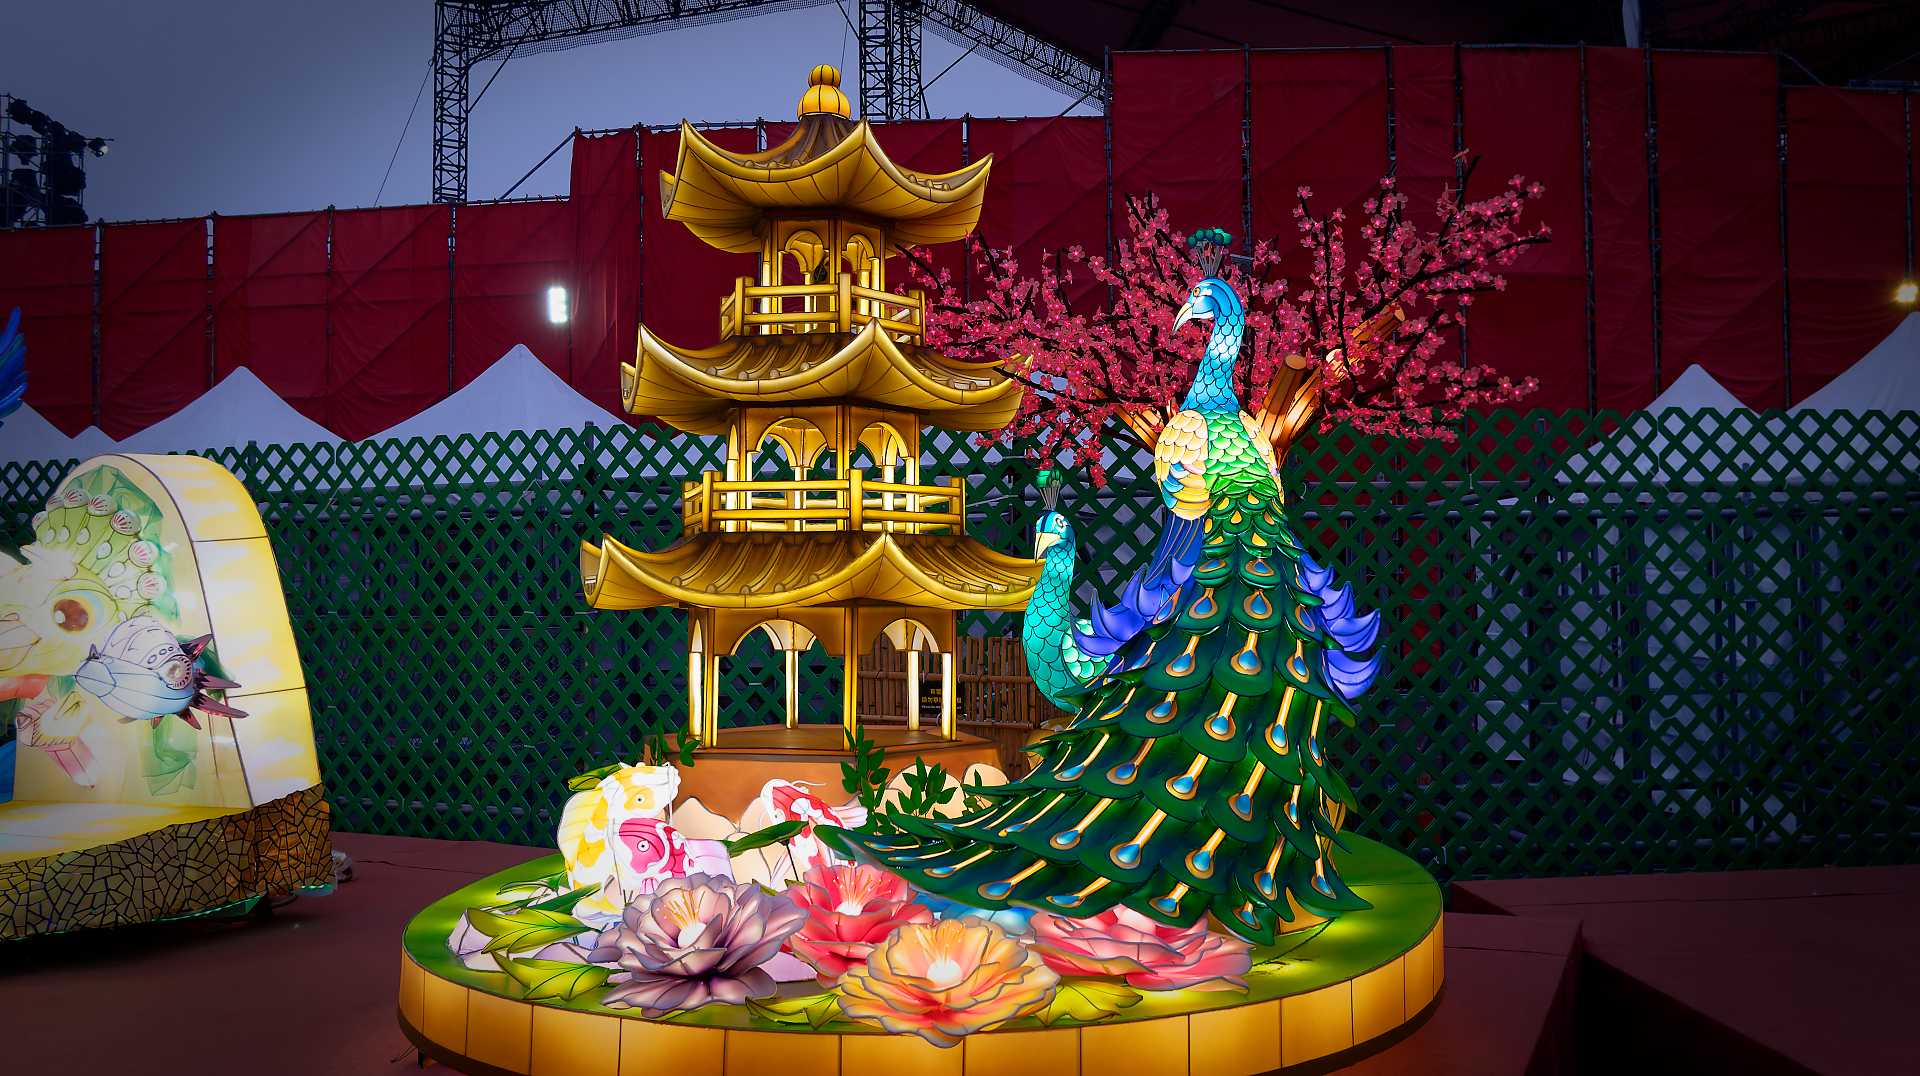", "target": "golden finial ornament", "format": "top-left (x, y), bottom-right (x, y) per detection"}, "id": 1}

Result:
top-left (798, 64), bottom-right (852, 119)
